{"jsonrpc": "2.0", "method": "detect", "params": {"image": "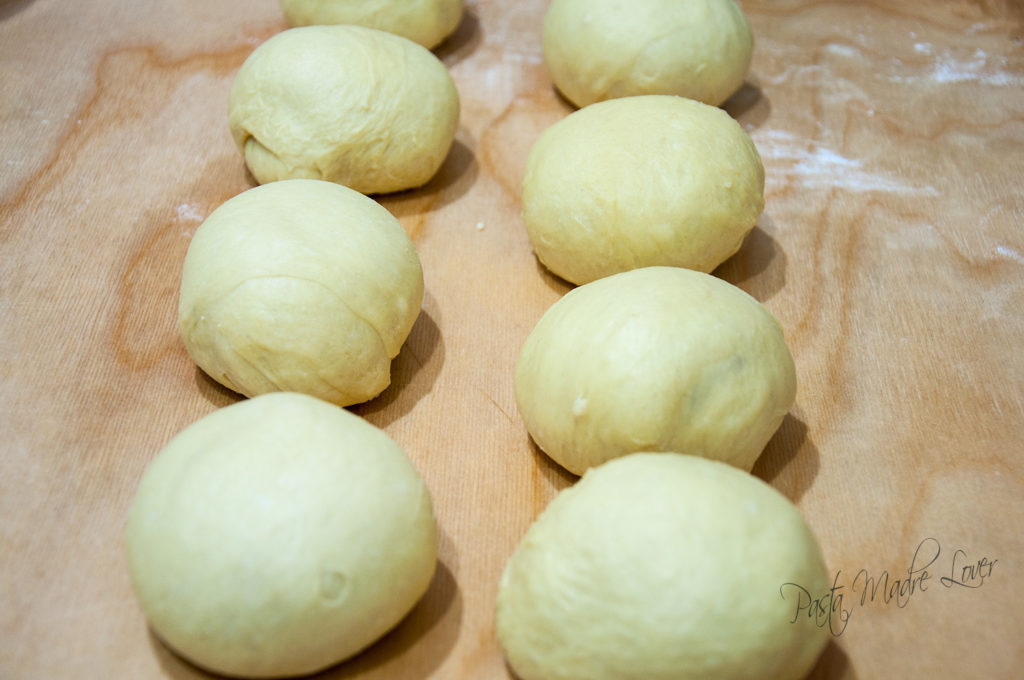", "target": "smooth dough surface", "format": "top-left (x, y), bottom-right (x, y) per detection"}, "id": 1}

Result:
top-left (178, 179), bottom-right (423, 406)
top-left (125, 393), bottom-right (438, 678)
top-left (229, 25), bottom-right (459, 194)
top-left (496, 453), bottom-right (830, 680)
top-left (522, 95), bottom-right (764, 285)
top-left (280, 0), bottom-right (464, 49)
top-left (543, 0), bottom-right (753, 107)
top-left (514, 267), bottom-right (795, 475)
